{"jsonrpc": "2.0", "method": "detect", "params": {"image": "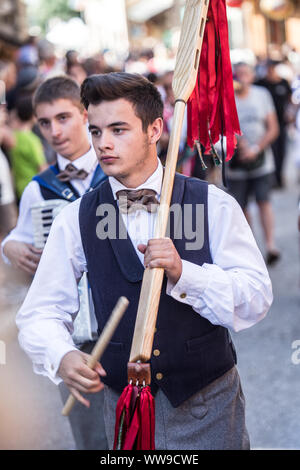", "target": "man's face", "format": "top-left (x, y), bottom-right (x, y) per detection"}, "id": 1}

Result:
top-left (68, 65), bottom-right (87, 86)
top-left (235, 65), bottom-right (254, 88)
top-left (162, 72), bottom-right (175, 106)
top-left (88, 98), bottom-right (162, 184)
top-left (36, 98), bottom-right (88, 159)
